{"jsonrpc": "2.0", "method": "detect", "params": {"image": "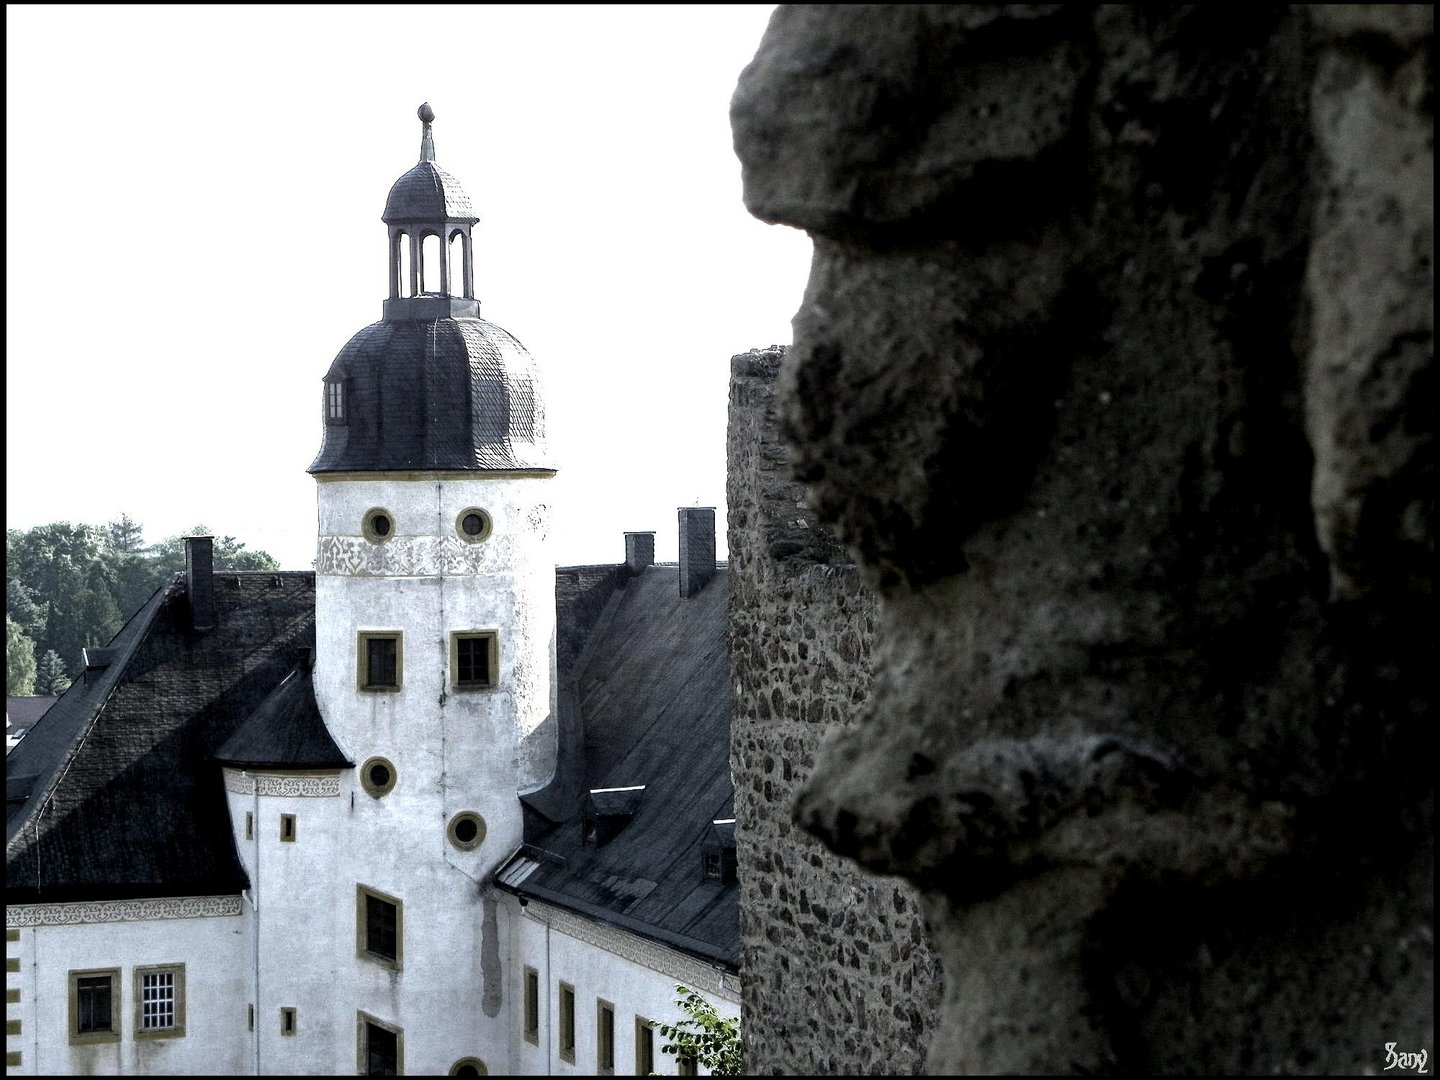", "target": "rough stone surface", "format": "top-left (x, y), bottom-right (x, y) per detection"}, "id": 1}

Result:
top-left (728, 347), bottom-right (941, 1074)
top-left (731, 5), bottom-right (1432, 1074)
